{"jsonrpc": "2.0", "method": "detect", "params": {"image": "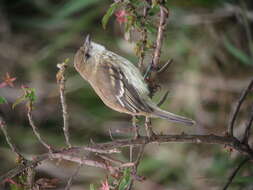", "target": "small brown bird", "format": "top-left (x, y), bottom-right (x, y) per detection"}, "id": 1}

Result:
top-left (74, 36), bottom-right (195, 126)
